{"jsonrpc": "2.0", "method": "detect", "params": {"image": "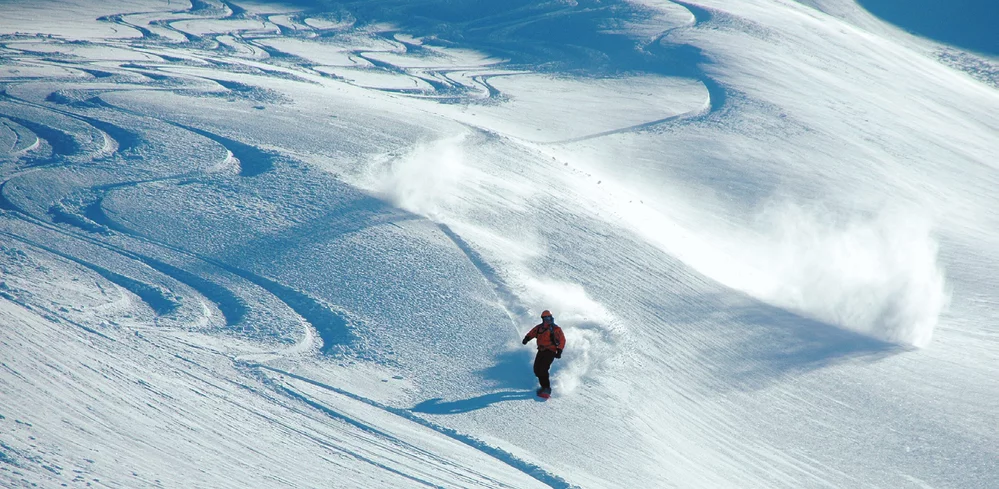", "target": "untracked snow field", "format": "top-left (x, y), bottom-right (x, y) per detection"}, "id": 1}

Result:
top-left (1, 0), bottom-right (997, 488)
